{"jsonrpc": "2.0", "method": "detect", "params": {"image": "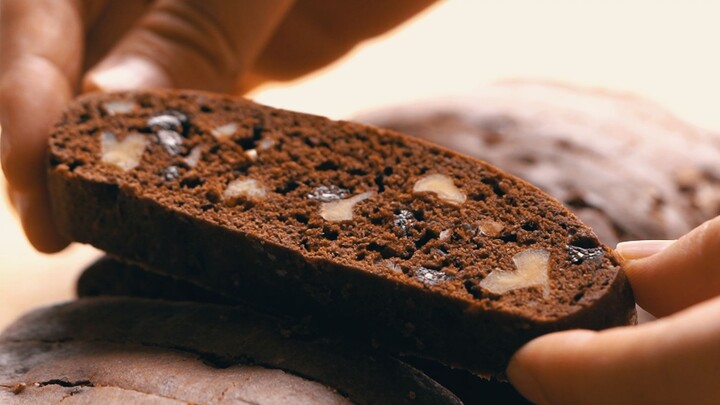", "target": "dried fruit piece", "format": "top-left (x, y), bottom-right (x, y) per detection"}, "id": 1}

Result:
top-left (308, 185), bottom-right (350, 202)
top-left (480, 249), bottom-right (551, 296)
top-left (163, 166), bottom-right (180, 181)
top-left (157, 129), bottom-right (183, 156)
top-left (100, 131), bottom-right (149, 172)
top-left (416, 267), bottom-right (452, 286)
top-left (147, 112), bottom-right (188, 133)
top-left (394, 210), bottom-right (415, 235)
top-left (413, 174), bottom-right (466, 205)
top-left (567, 245), bottom-right (604, 264)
